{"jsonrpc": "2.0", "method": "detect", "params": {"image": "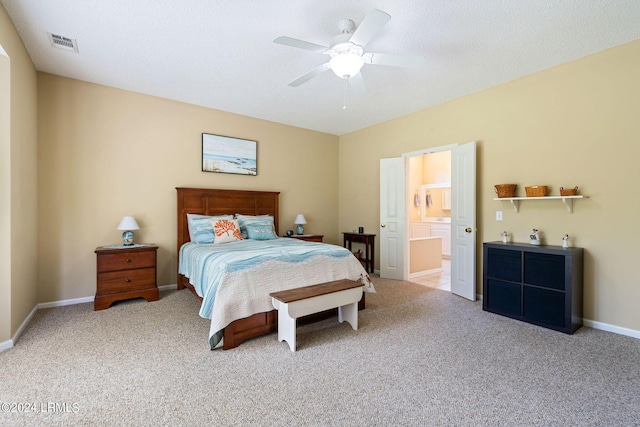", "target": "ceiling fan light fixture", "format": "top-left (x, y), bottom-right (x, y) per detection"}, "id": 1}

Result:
top-left (329, 53), bottom-right (364, 79)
